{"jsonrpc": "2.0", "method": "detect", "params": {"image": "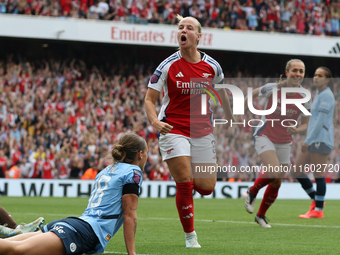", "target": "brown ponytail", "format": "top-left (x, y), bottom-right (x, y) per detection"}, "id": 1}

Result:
top-left (111, 133), bottom-right (146, 164)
